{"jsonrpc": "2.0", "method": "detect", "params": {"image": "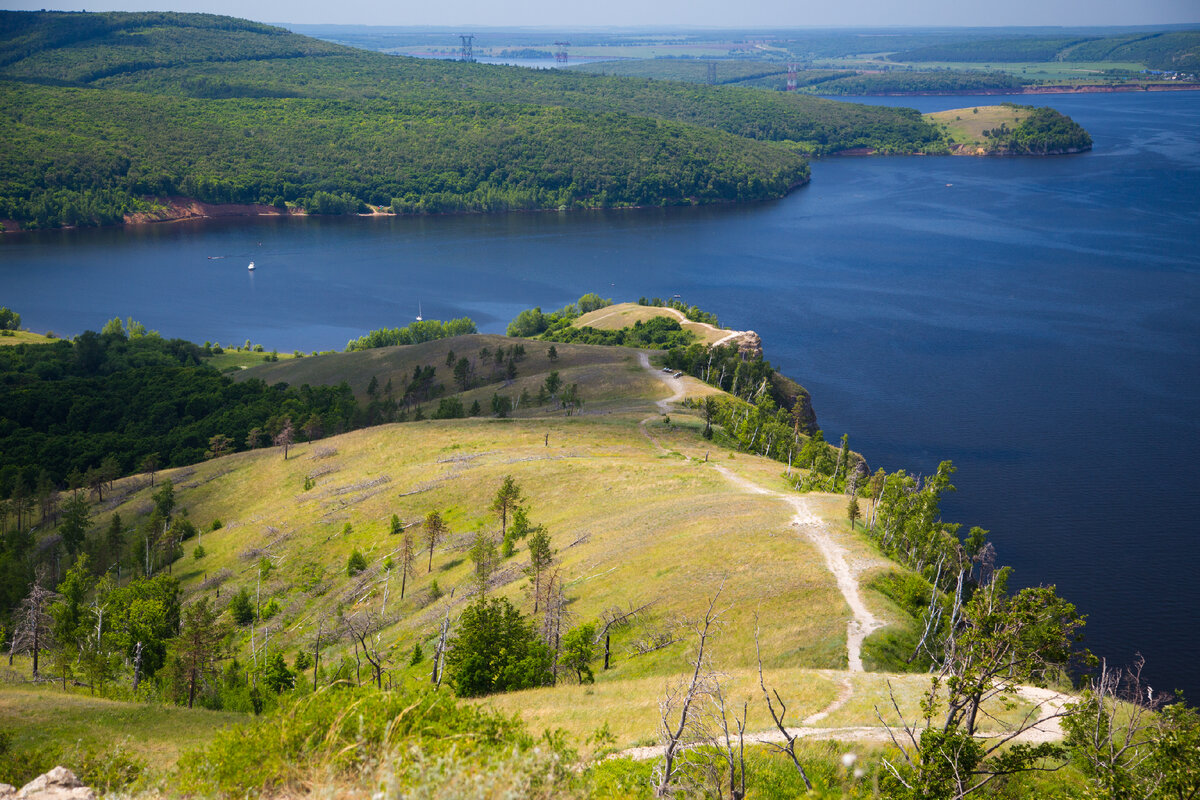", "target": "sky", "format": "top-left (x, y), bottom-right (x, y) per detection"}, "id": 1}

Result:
top-left (4, 0), bottom-right (1198, 29)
